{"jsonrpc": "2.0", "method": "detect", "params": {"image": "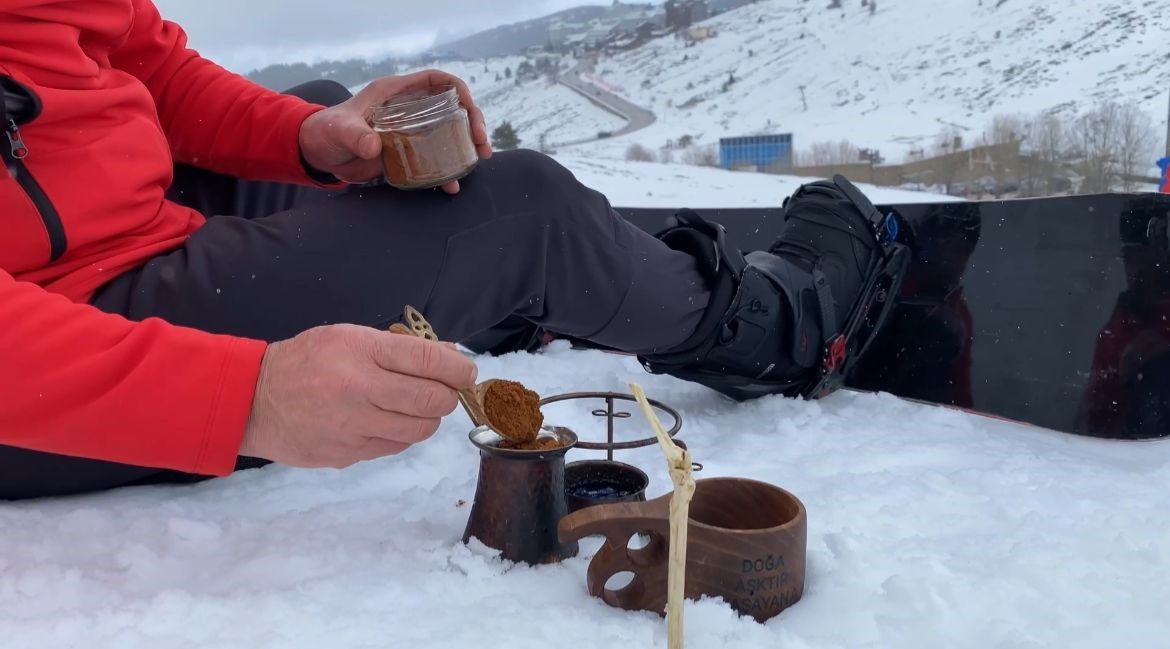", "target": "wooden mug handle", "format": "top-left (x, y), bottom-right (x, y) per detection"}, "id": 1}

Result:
top-left (558, 498), bottom-right (671, 612)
